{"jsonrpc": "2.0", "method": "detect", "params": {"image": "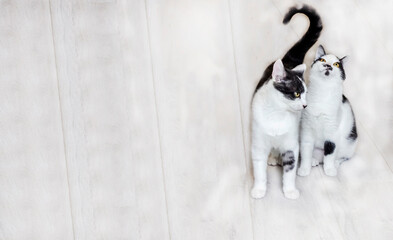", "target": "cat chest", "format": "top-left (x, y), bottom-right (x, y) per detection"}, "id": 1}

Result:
top-left (256, 112), bottom-right (299, 137)
top-left (306, 112), bottom-right (336, 141)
